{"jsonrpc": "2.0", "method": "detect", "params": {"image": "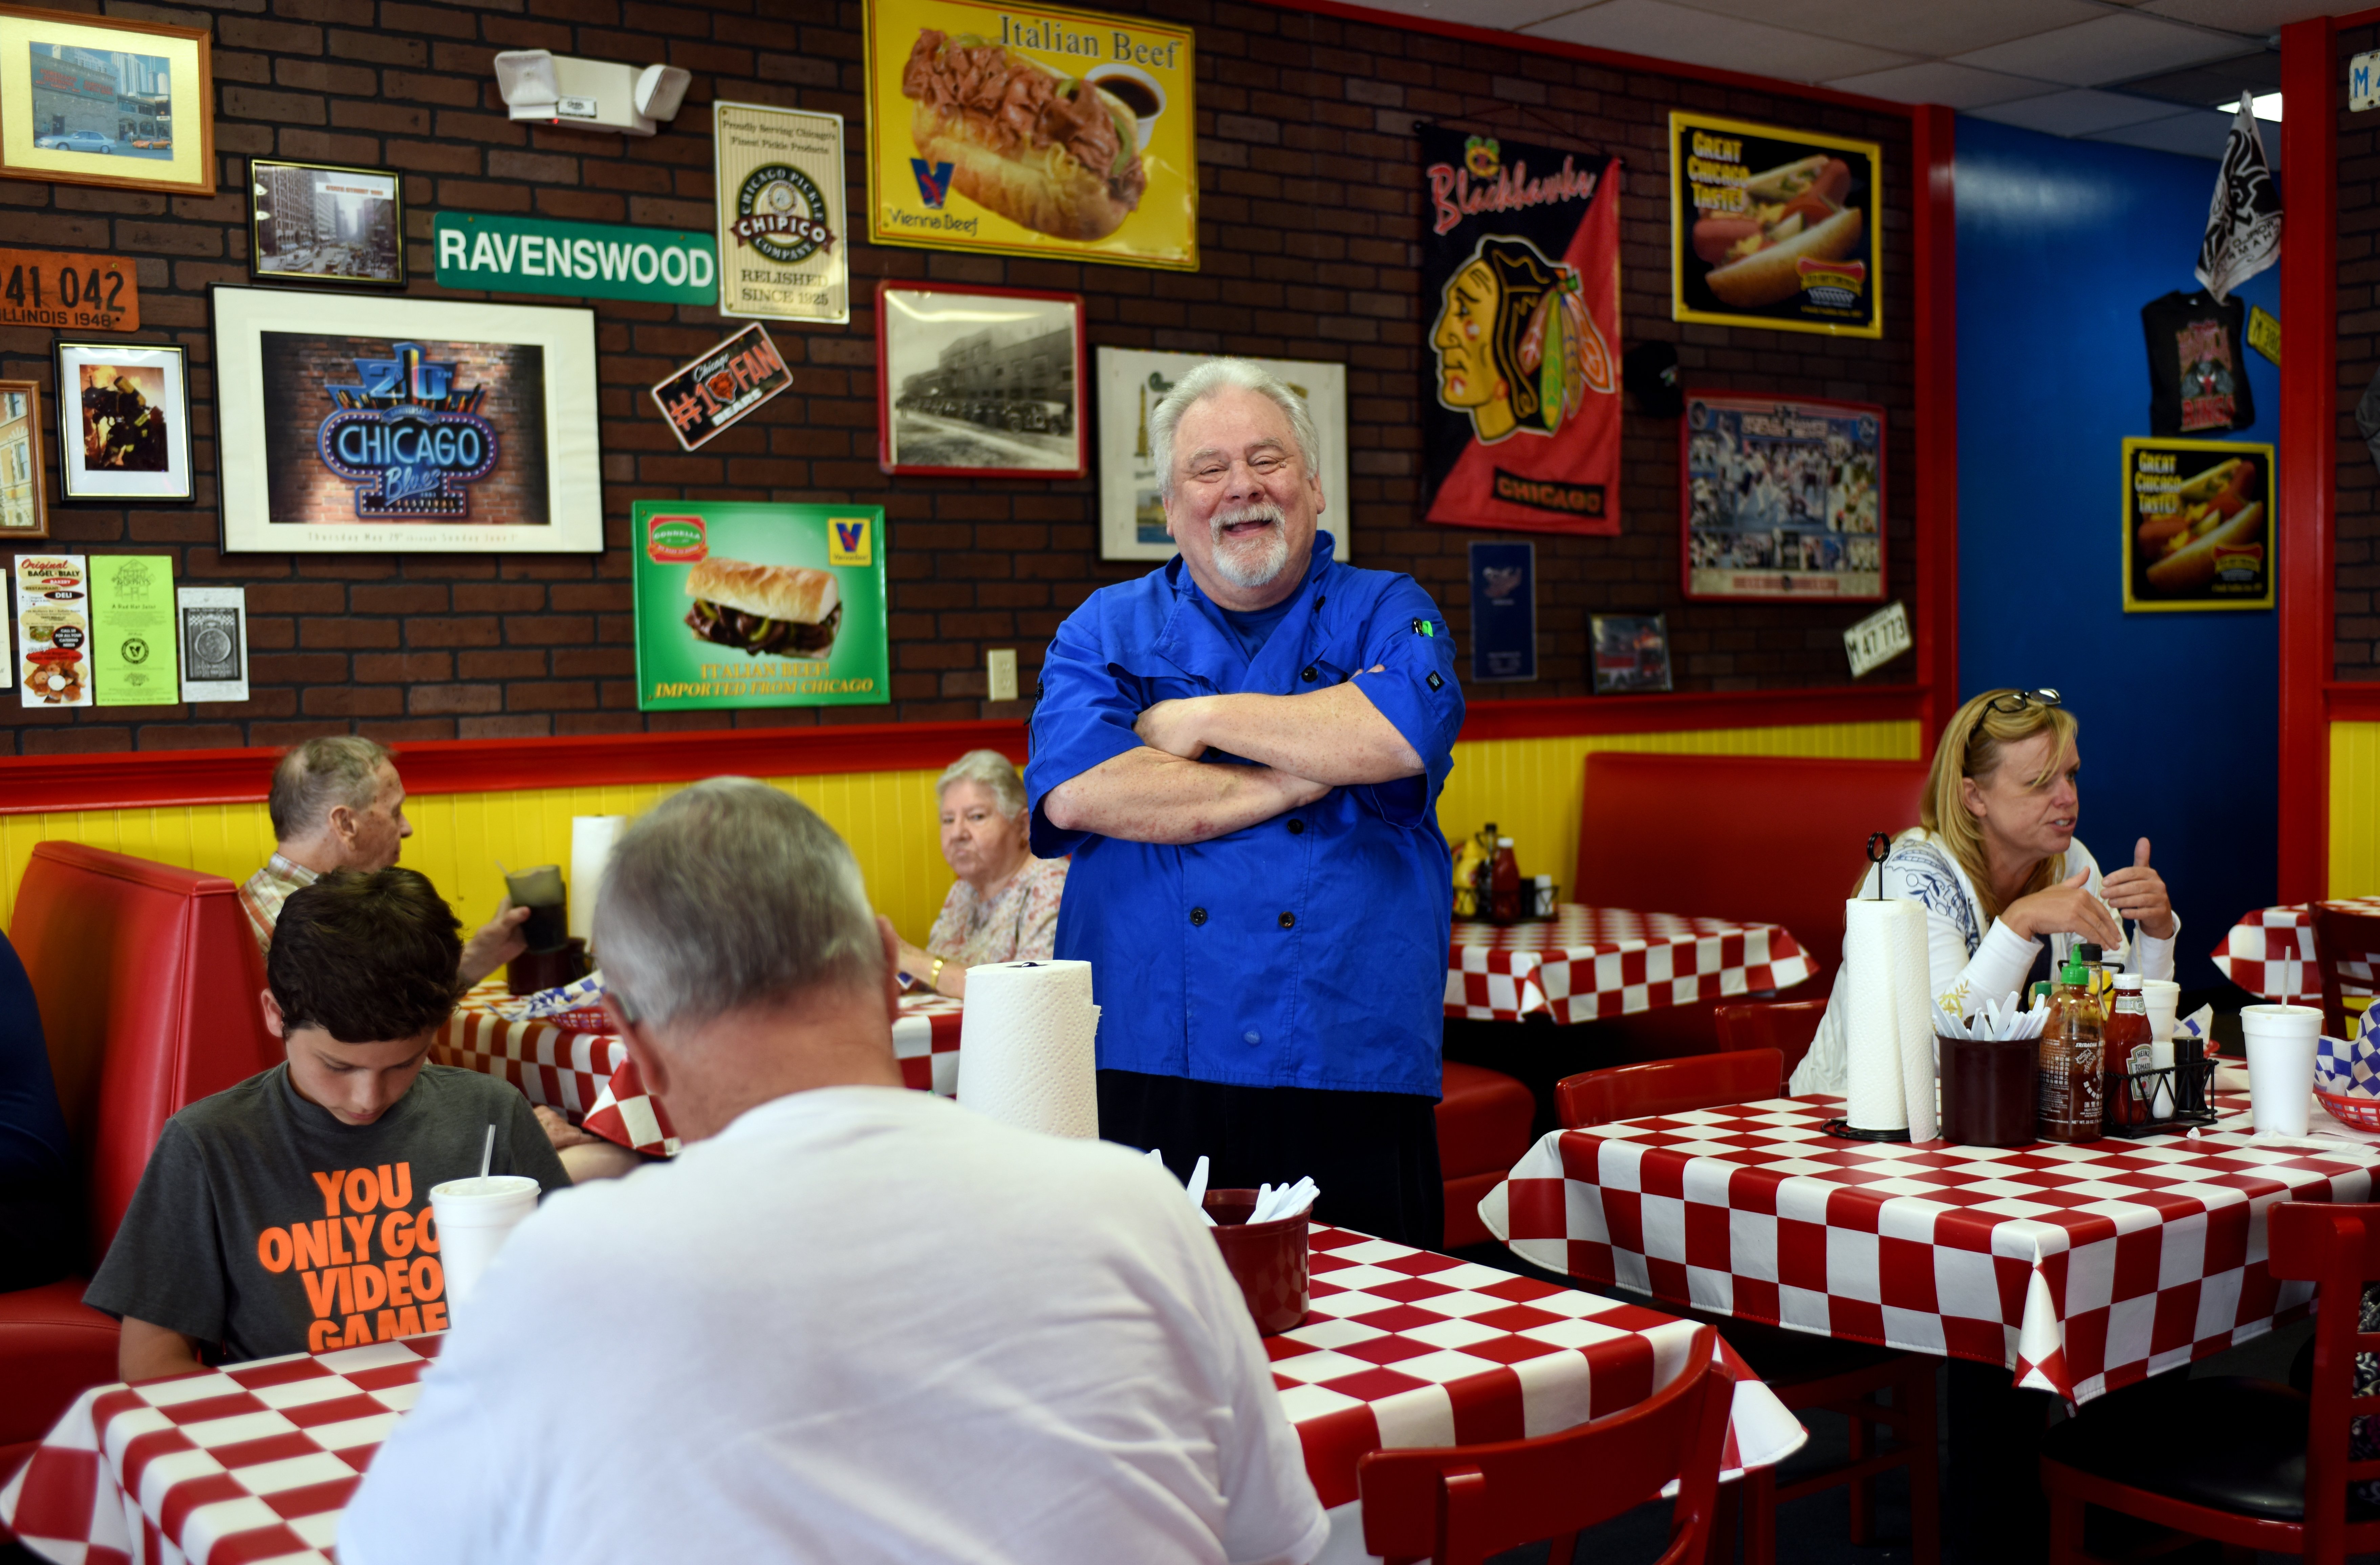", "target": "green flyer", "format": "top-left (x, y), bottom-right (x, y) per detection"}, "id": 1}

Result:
top-left (90, 554), bottom-right (179, 707)
top-left (632, 501), bottom-right (889, 710)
